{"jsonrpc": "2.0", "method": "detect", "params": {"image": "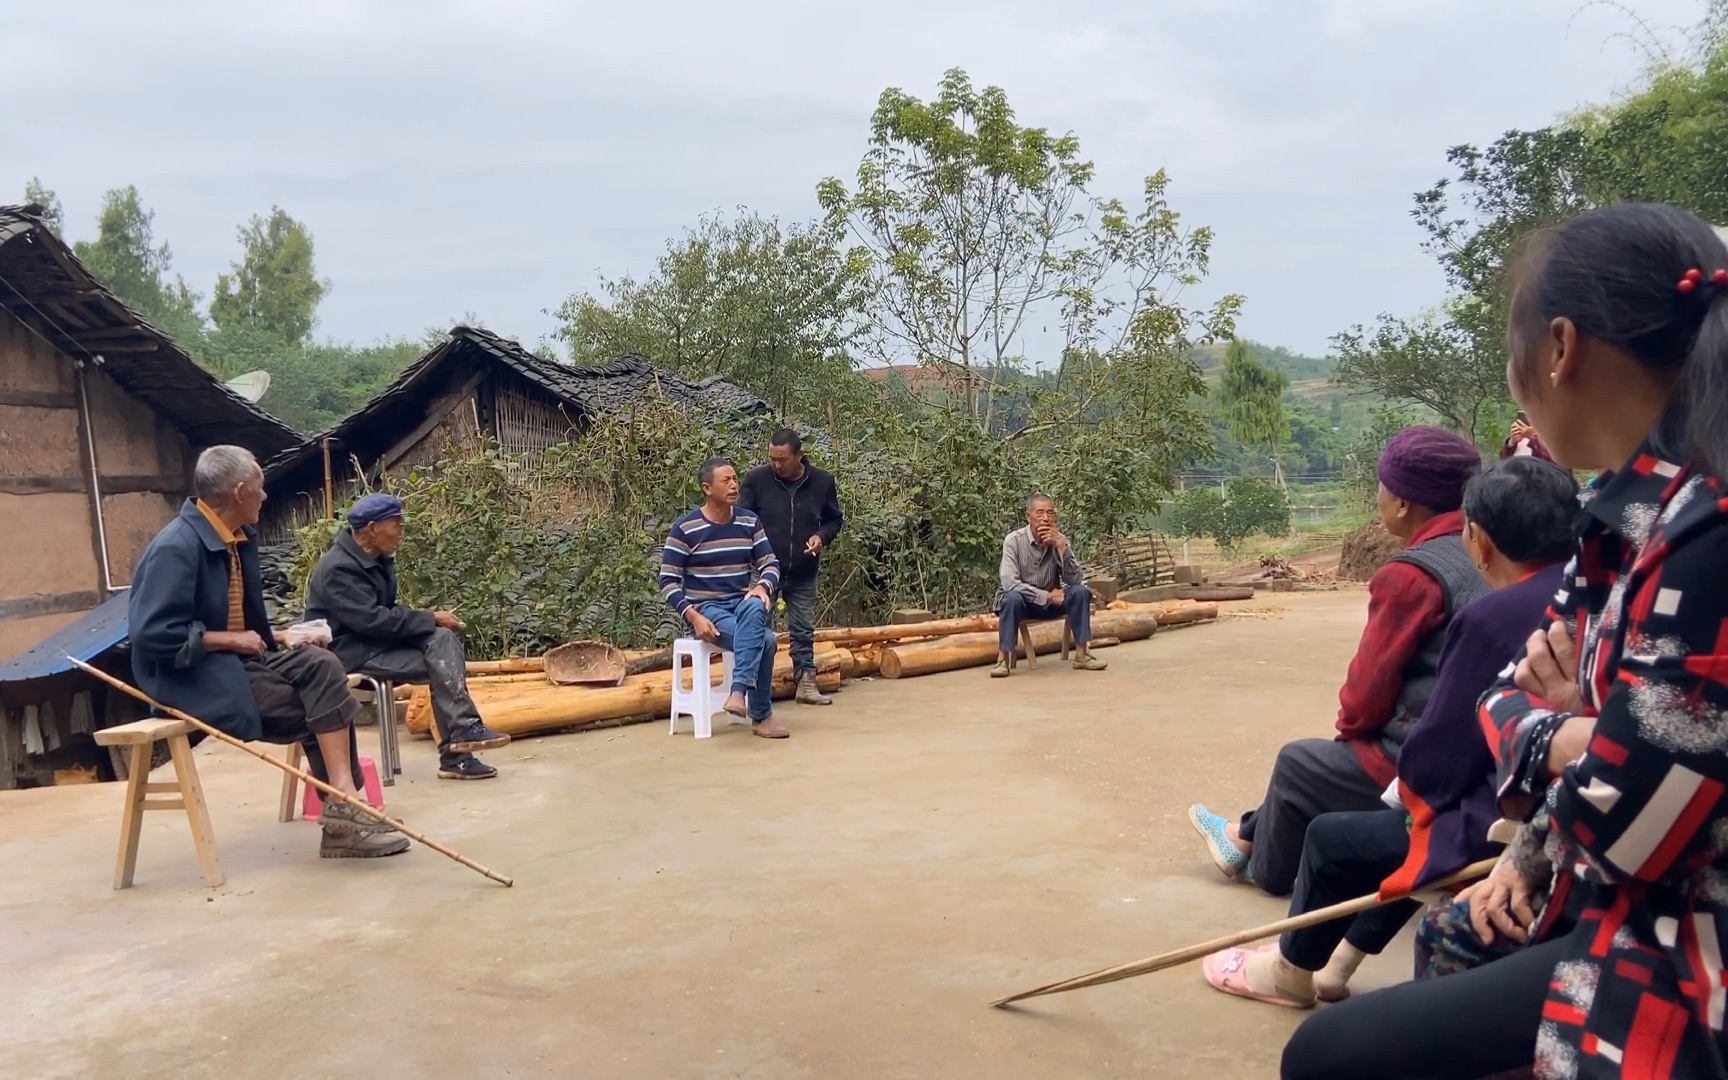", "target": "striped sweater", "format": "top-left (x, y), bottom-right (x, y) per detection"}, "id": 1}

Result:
top-left (659, 506), bottom-right (781, 616)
